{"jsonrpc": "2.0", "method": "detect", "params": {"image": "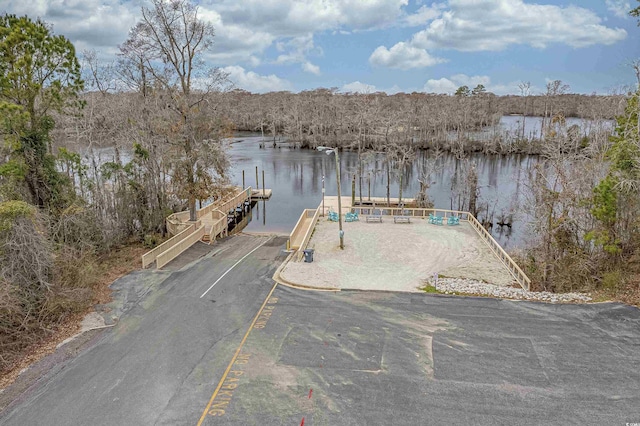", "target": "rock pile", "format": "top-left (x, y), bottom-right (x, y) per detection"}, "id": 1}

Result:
top-left (427, 278), bottom-right (592, 303)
